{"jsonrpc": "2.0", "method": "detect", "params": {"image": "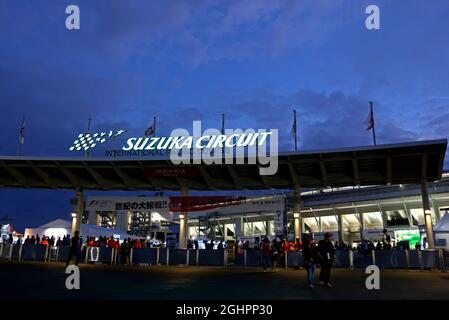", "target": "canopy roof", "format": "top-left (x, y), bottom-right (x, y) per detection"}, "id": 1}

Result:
top-left (0, 139), bottom-right (446, 191)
